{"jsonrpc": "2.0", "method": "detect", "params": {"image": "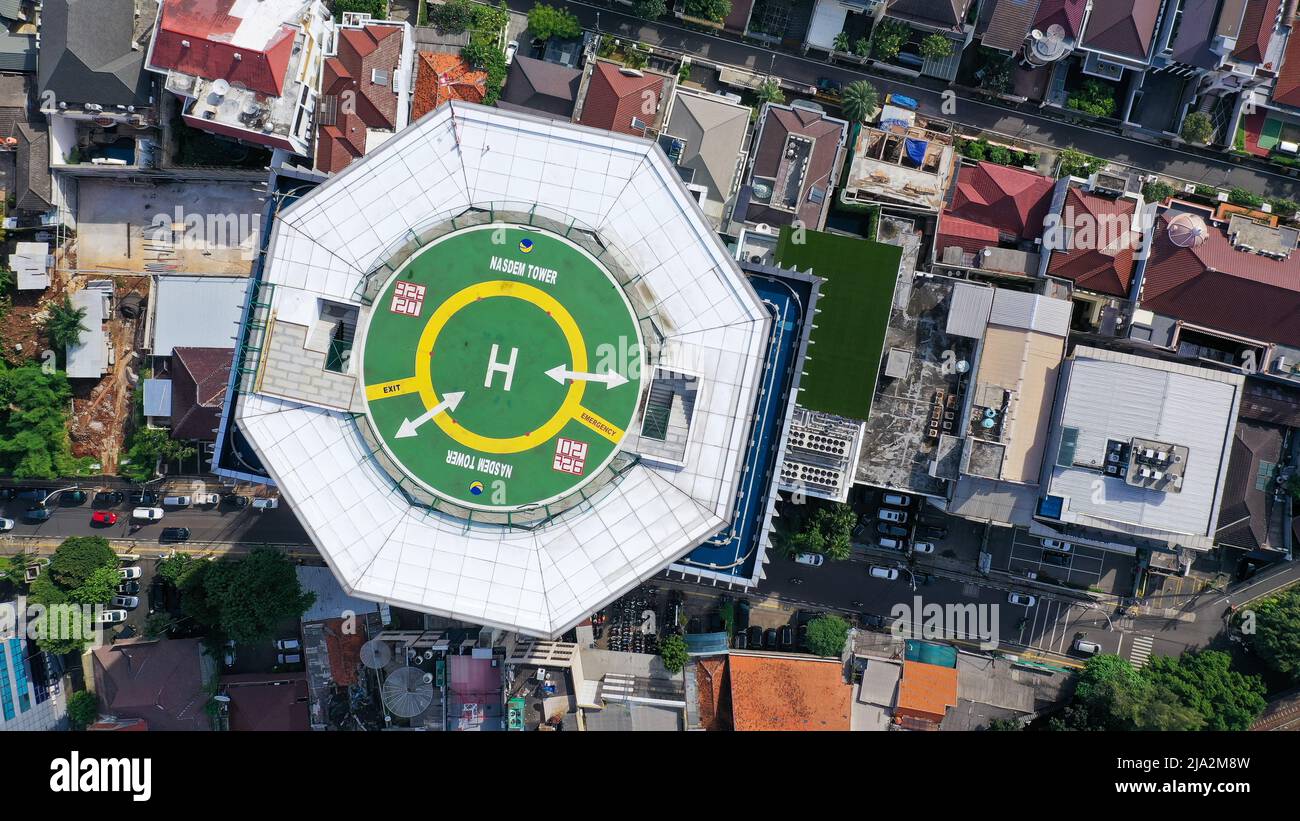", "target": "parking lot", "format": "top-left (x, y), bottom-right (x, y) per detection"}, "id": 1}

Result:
top-left (1004, 528), bottom-right (1135, 595)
